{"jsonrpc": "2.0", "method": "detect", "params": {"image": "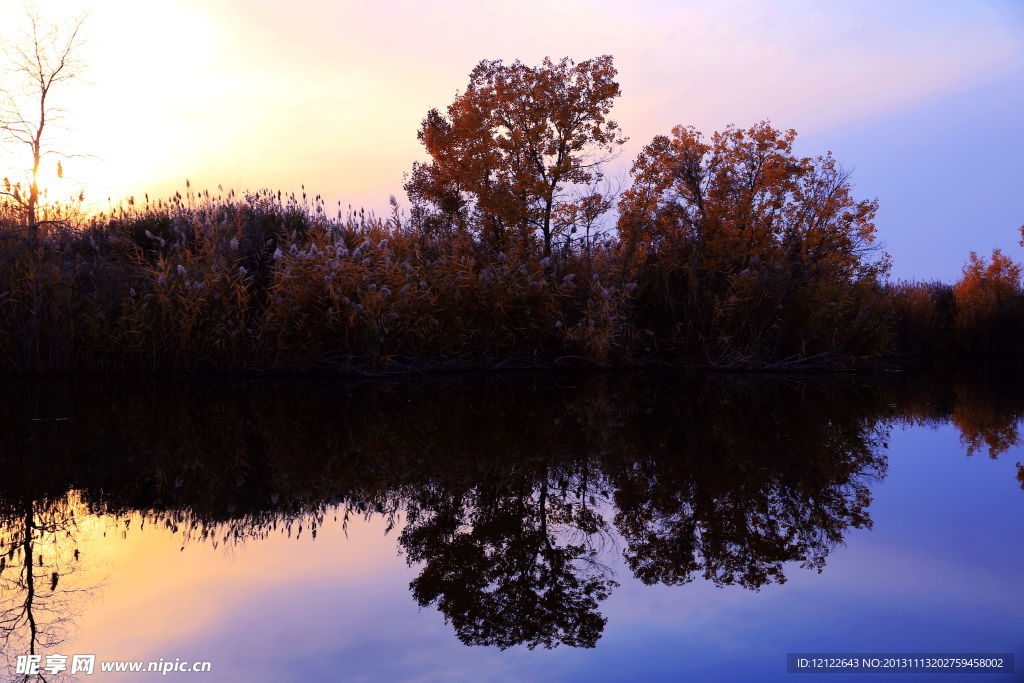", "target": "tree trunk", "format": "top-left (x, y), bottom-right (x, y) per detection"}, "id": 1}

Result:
top-left (542, 198), bottom-right (553, 256)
